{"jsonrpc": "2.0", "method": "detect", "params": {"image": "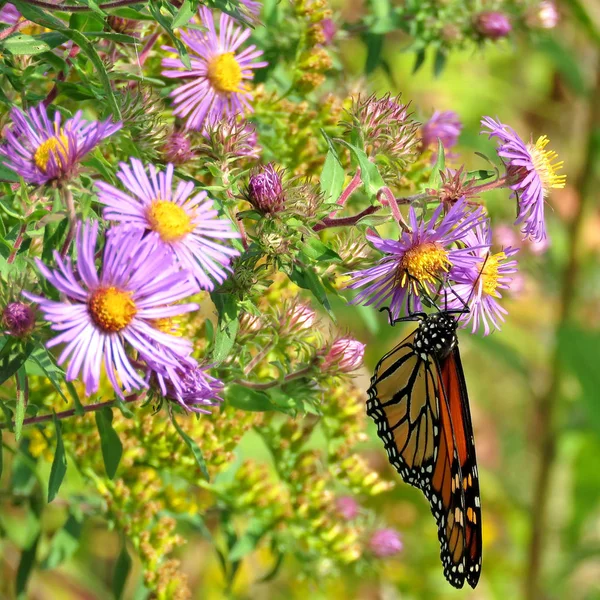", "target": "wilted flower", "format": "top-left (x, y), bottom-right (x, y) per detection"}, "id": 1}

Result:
top-left (0, 104), bottom-right (121, 185)
top-left (347, 199), bottom-right (485, 319)
top-left (336, 495), bottom-right (360, 520)
top-left (162, 131), bottom-right (193, 165)
top-left (345, 94), bottom-right (420, 171)
top-left (24, 223), bottom-right (199, 396)
top-left (526, 1), bottom-right (559, 29)
top-left (95, 159), bottom-right (240, 291)
top-left (421, 110), bottom-right (462, 151)
top-left (245, 164), bottom-right (286, 214)
top-left (482, 116), bottom-right (566, 242)
top-left (432, 167), bottom-right (481, 207)
top-left (161, 7), bottom-right (267, 130)
top-left (2, 302), bottom-right (35, 337)
top-left (475, 11), bottom-right (512, 39)
top-left (447, 222), bottom-right (519, 335)
top-left (369, 528), bottom-right (403, 557)
top-left (158, 365), bottom-right (224, 414)
top-left (323, 337), bottom-right (365, 373)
